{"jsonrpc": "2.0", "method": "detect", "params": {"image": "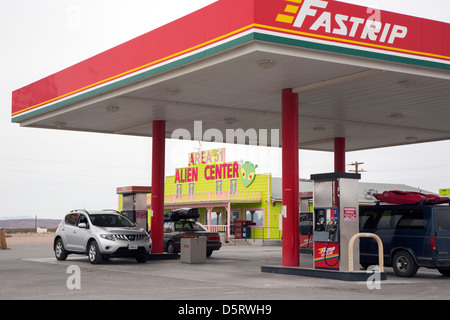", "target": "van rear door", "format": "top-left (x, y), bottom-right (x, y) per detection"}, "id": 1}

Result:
top-left (434, 208), bottom-right (450, 268)
top-left (360, 206), bottom-right (394, 266)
